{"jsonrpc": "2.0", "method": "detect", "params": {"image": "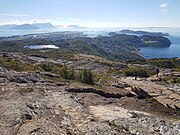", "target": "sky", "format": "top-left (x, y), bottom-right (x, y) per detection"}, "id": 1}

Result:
top-left (0, 0), bottom-right (180, 27)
